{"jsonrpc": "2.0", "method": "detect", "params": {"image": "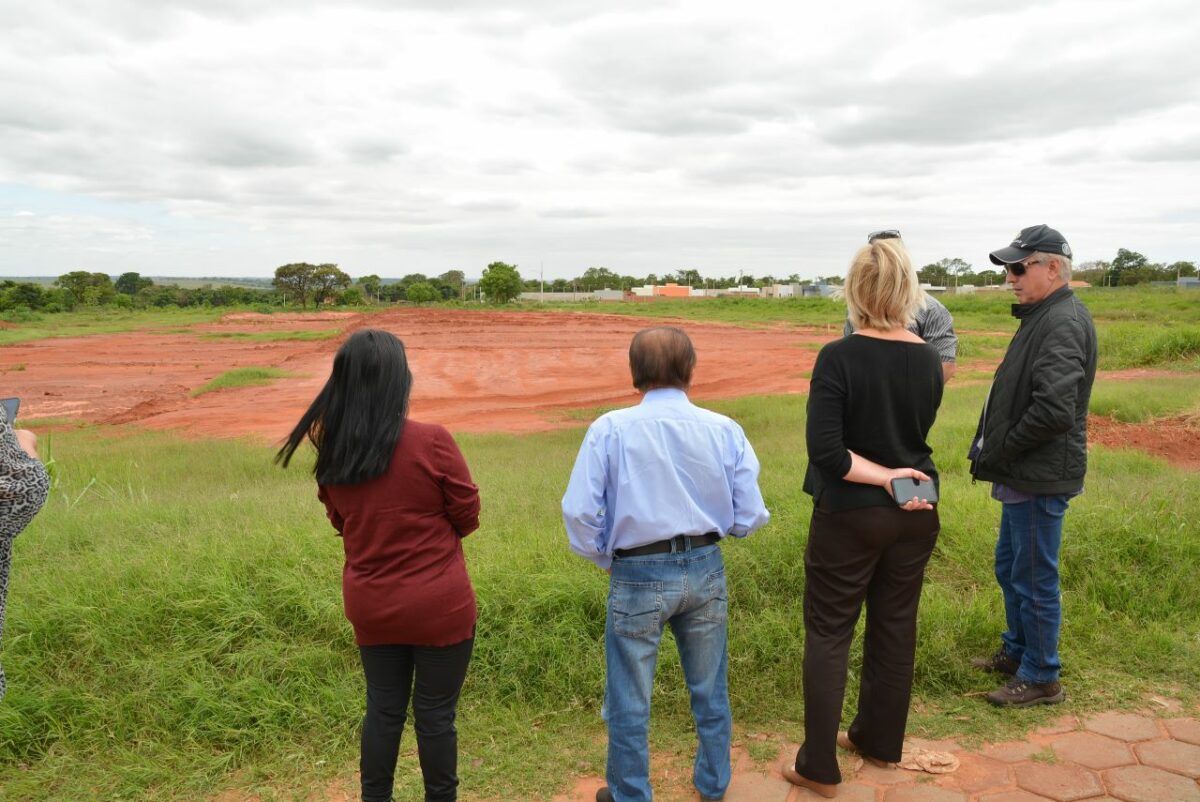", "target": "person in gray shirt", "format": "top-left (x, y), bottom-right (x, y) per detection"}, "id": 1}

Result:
top-left (844, 230), bottom-right (958, 382)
